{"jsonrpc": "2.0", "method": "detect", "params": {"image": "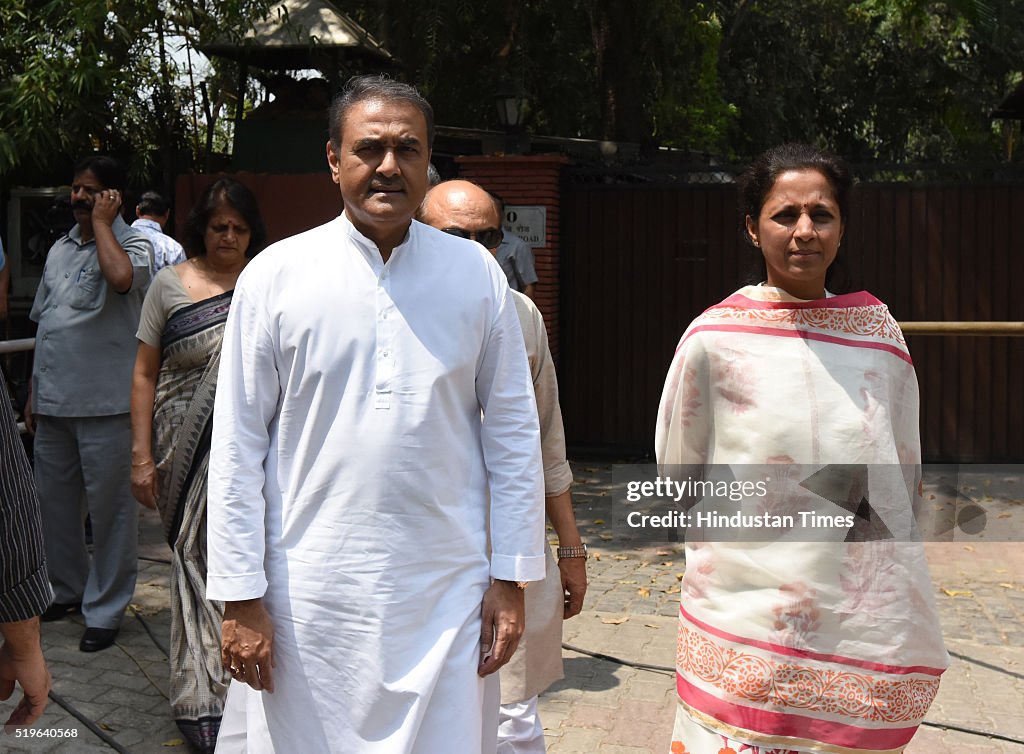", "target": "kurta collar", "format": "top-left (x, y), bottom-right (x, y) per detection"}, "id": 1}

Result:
top-left (340, 211), bottom-right (415, 271)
